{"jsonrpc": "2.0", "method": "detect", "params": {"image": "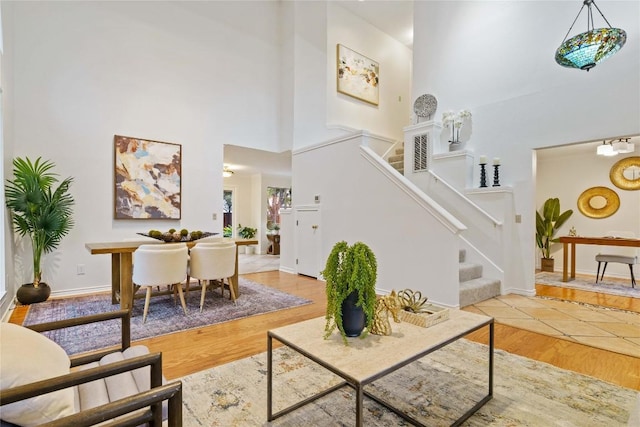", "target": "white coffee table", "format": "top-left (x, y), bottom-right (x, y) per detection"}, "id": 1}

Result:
top-left (267, 310), bottom-right (494, 426)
